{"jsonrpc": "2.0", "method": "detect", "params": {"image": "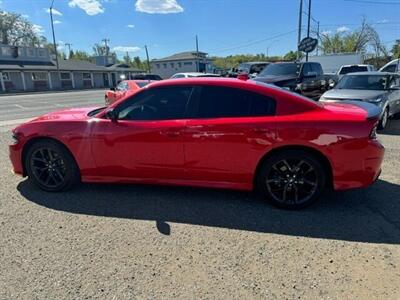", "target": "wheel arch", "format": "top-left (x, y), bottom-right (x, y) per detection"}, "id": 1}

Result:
top-left (21, 136), bottom-right (80, 178)
top-left (253, 145), bottom-right (334, 190)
